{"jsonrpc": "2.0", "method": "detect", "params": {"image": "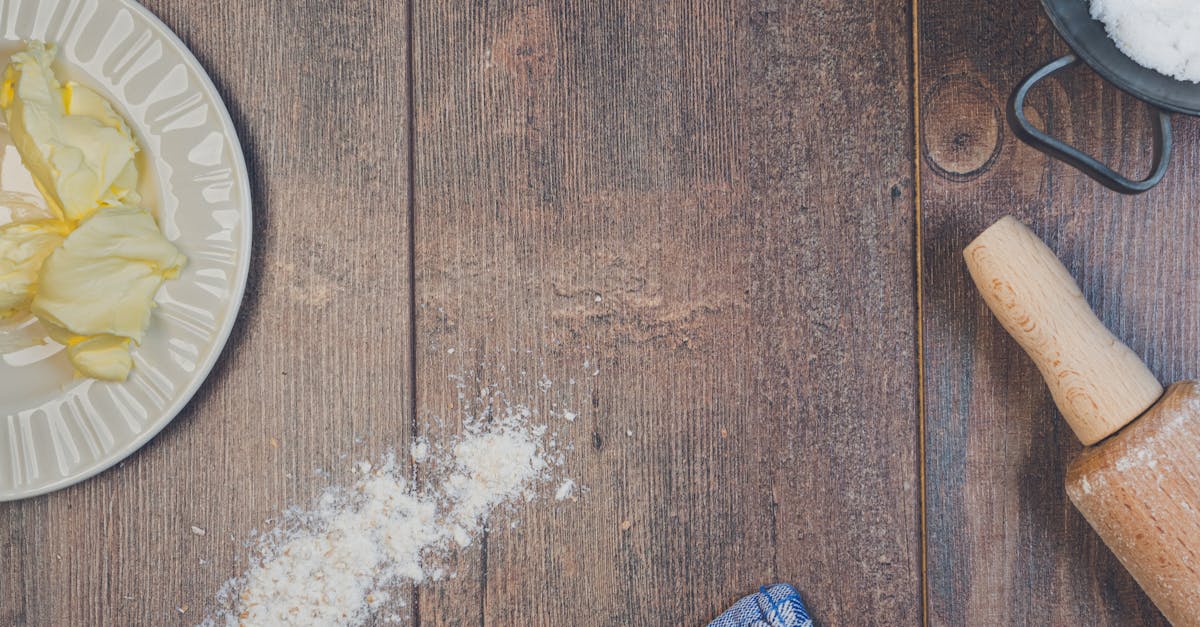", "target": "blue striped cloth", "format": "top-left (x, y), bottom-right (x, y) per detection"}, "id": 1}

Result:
top-left (709, 584), bottom-right (812, 627)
